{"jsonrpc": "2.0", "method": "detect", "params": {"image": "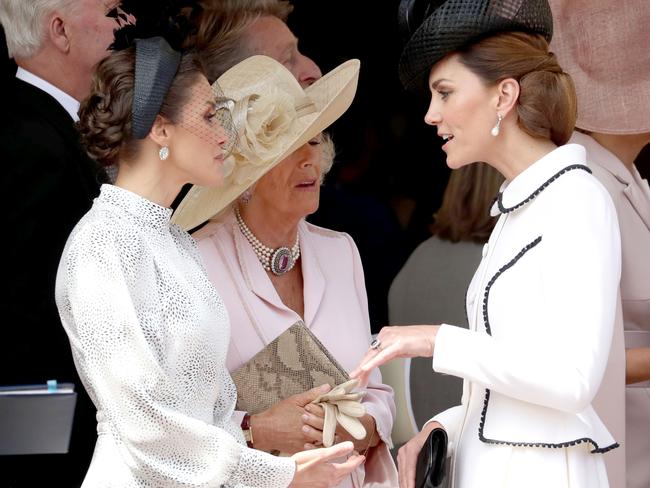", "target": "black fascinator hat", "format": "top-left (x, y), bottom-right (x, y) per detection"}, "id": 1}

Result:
top-left (398, 0), bottom-right (553, 93)
top-left (107, 0), bottom-right (202, 138)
